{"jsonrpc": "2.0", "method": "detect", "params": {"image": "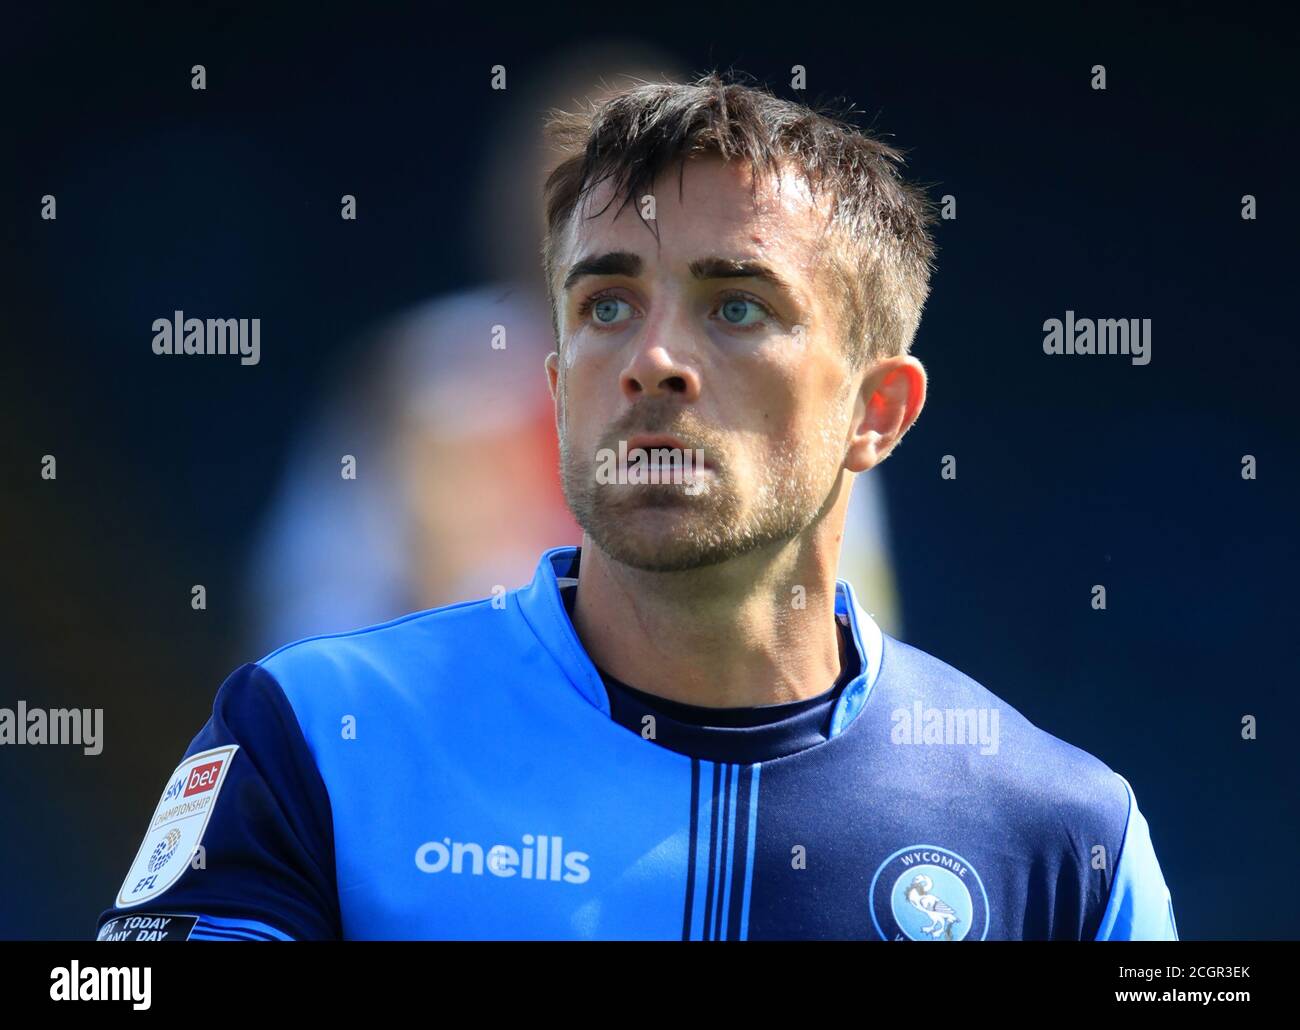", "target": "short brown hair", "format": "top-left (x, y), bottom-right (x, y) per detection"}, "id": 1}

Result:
top-left (540, 70), bottom-right (936, 368)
